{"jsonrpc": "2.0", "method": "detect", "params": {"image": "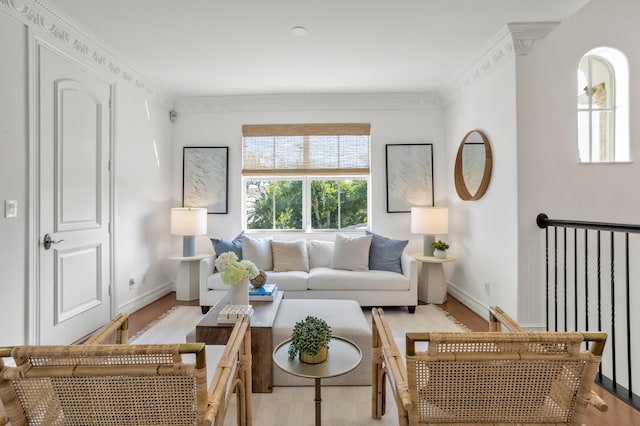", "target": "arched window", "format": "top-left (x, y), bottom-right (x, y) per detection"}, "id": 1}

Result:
top-left (577, 47), bottom-right (629, 163)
